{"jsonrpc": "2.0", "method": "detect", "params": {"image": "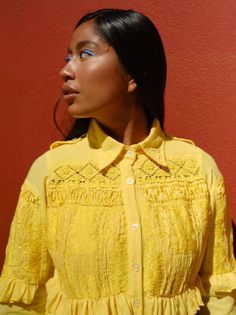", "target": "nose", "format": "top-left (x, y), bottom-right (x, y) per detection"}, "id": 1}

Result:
top-left (60, 63), bottom-right (76, 81)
